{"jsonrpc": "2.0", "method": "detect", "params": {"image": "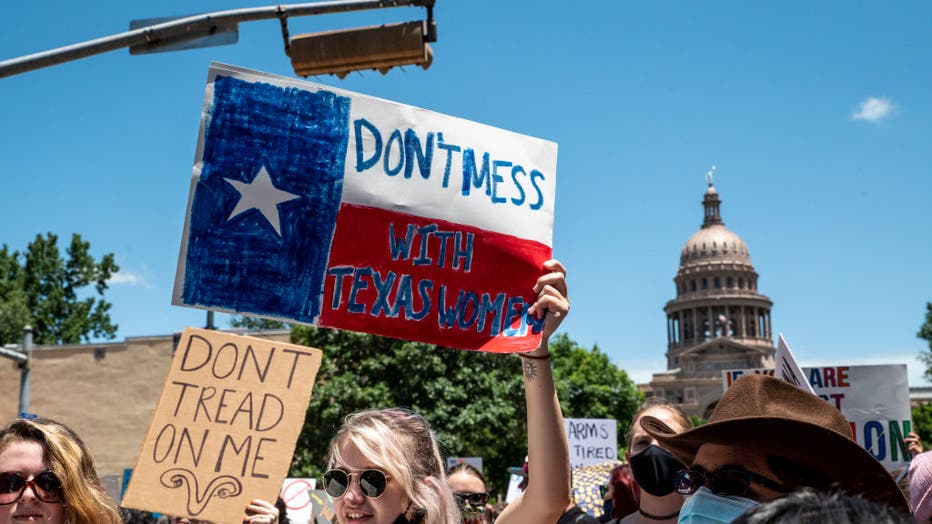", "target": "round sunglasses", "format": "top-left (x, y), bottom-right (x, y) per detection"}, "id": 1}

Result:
top-left (674, 468), bottom-right (790, 497)
top-left (454, 491), bottom-right (489, 508)
top-left (0, 471), bottom-right (65, 505)
top-left (323, 468), bottom-right (391, 499)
